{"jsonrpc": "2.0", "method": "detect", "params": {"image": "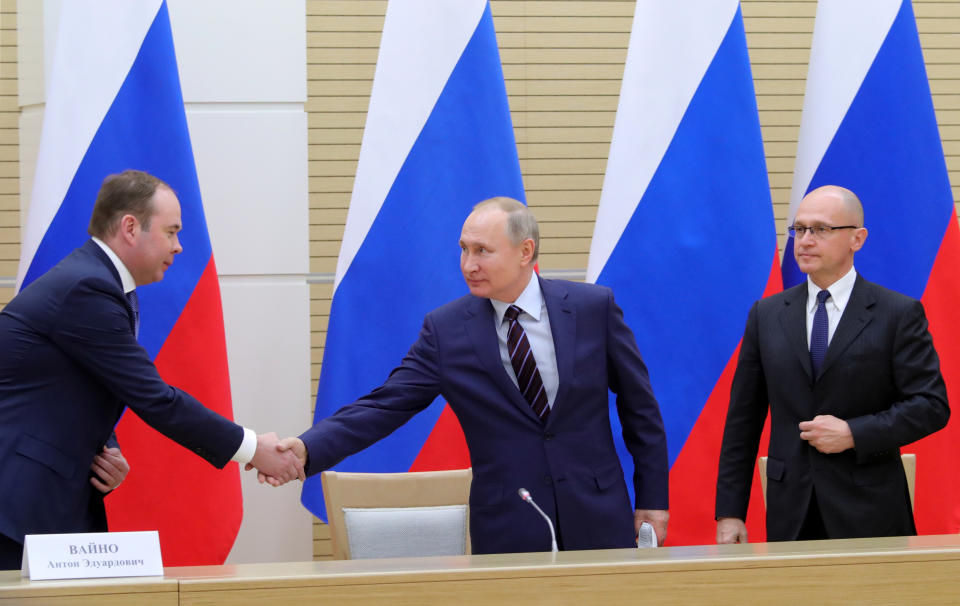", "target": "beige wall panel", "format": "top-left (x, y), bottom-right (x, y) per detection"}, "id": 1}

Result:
top-left (1, 0), bottom-right (16, 293)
